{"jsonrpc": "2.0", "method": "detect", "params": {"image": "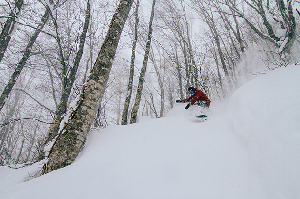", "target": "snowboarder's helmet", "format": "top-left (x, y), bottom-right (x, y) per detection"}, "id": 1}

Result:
top-left (188, 87), bottom-right (195, 94)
